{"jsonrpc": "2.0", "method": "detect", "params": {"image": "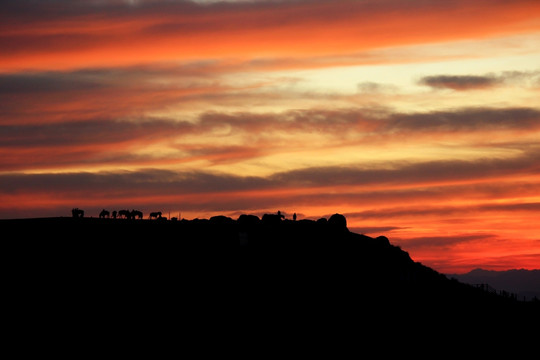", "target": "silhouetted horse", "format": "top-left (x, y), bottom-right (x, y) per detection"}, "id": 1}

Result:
top-left (99, 209), bottom-right (110, 218)
top-left (112, 210), bottom-right (117, 219)
top-left (131, 210), bottom-right (143, 219)
top-left (149, 211), bottom-right (162, 219)
top-left (118, 209), bottom-right (131, 219)
top-left (71, 208), bottom-right (84, 218)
